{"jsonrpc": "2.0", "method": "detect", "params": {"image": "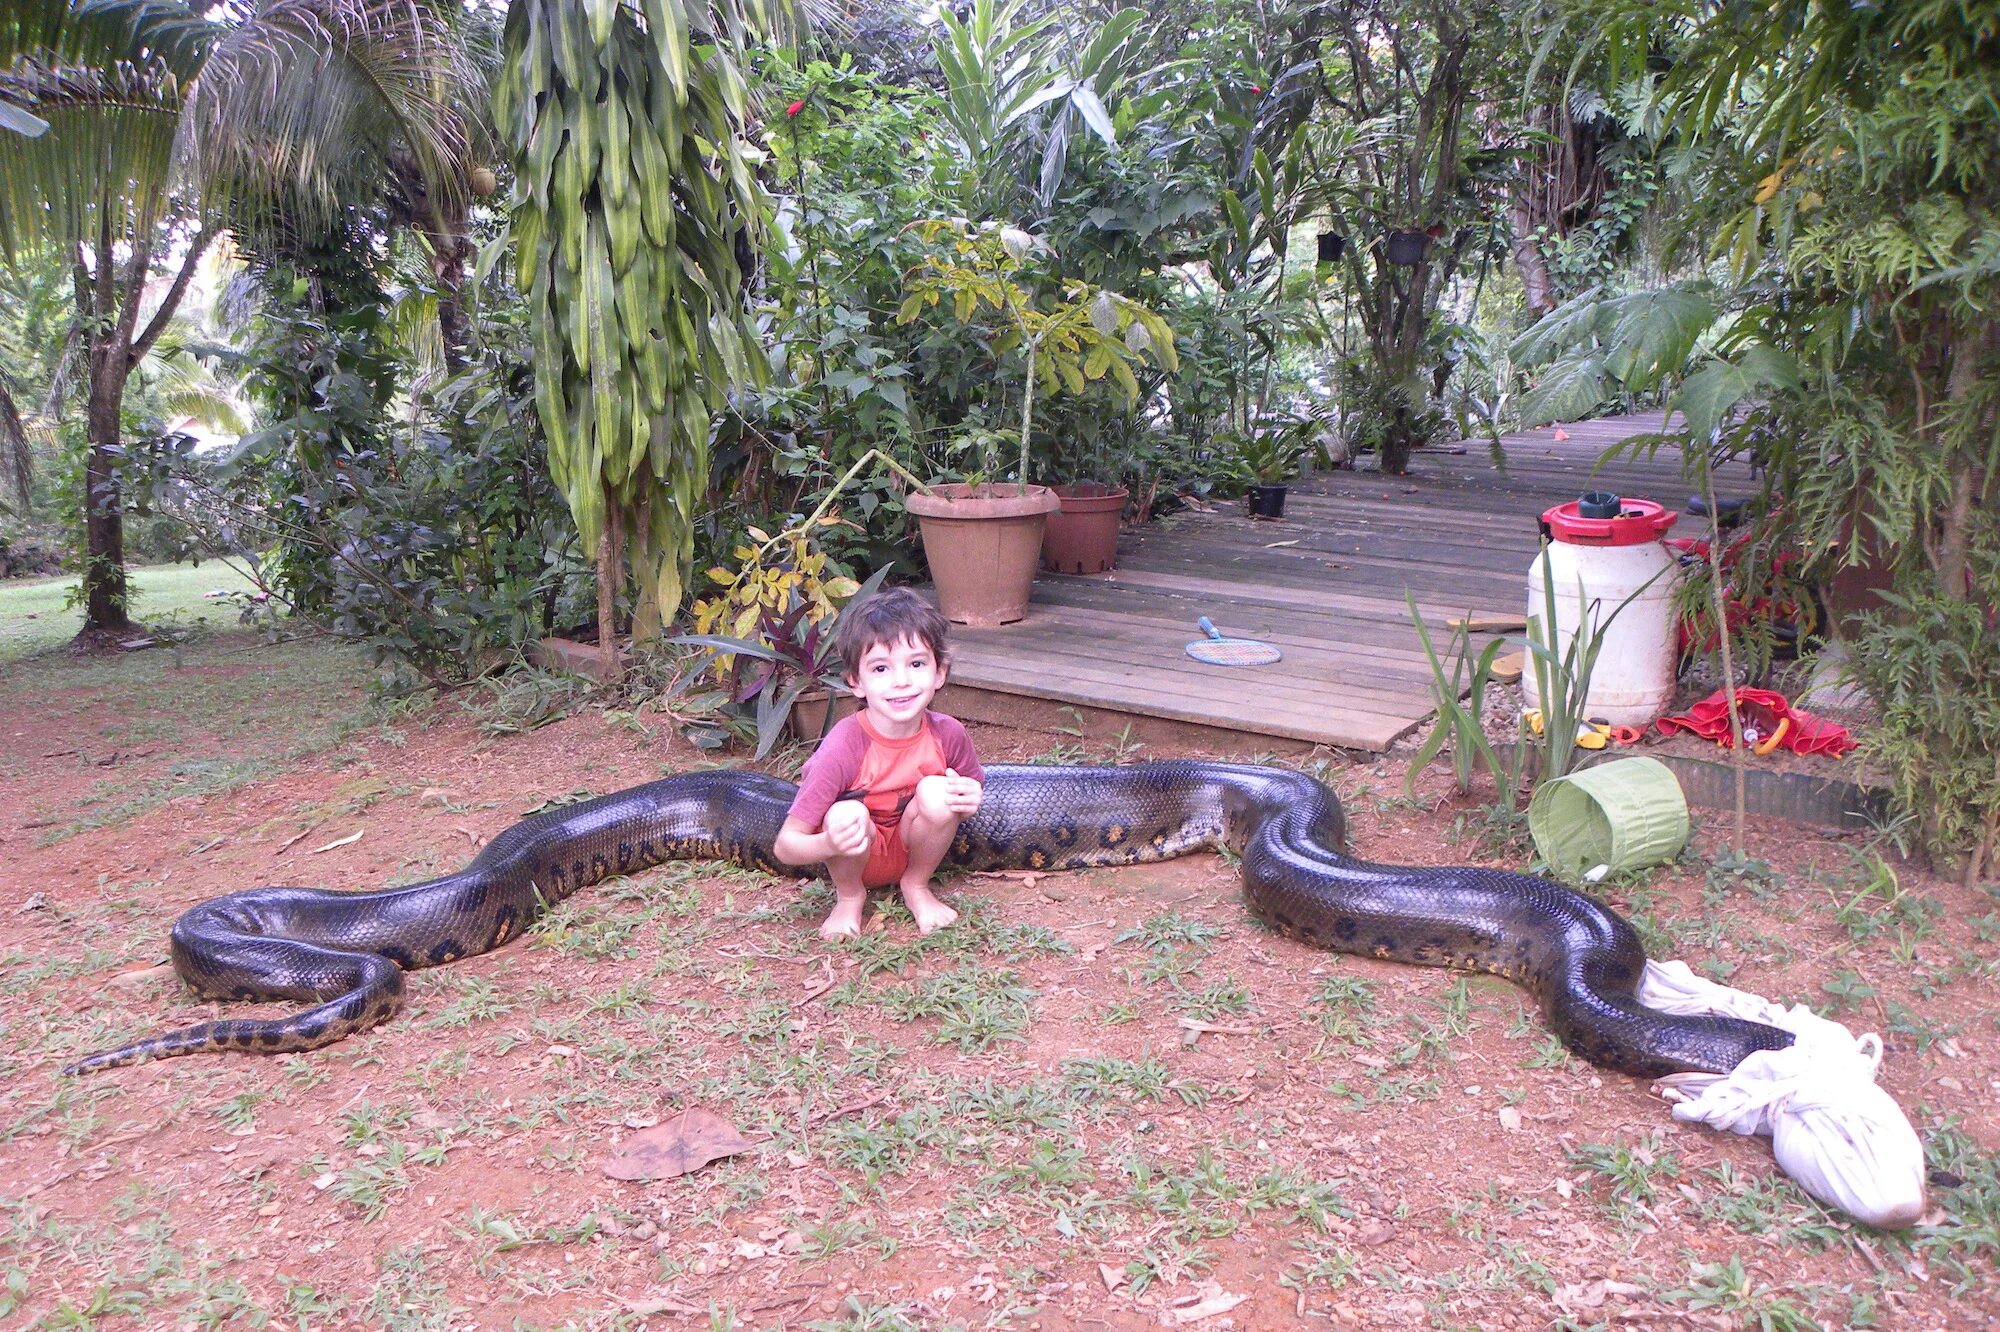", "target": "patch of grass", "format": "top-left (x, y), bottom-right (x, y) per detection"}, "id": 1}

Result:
top-left (1661, 1254), bottom-right (1820, 1331)
top-left (0, 560), bottom-right (258, 666)
top-left (6, 629), bottom-right (371, 841)
top-left (1701, 851), bottom-right (1782, 905)
top-left (365, 1244), bottom-right (463, 1331)
top-left (1565, 1132), bottom-right (1680, 1219)
top-left (1170, 978), bottom-right (1254, 1020)
top-left (807, 1298), bottom-right (963, 1332)
top-left (1115, 910), bottom-right (1224, 952)
top-left (38, 756), bottom-right (274, 845)
top-left (874, 961), bottom-right (1036, 1051)
top-left (1062, 1054), bottom-right (1205, 1107)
